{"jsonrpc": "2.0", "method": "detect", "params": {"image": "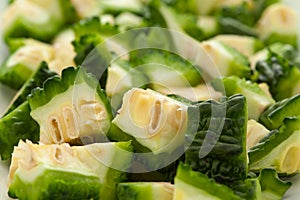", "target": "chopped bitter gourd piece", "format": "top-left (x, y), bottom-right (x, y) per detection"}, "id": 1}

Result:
top-left (255, 50), bottom-right (300, 101)
top-left (0, 102), bottom-right (39, 160)
top-left (247, 120), bottom-right (269, 150)
top-left (3, 61), bottom-right (57, 116)
top-left (0, 39), bottom-right (54, 90)
top-left (2, 0), bottom-right (77, 42)
top-left (106, 59), bottom-right (148, 111)
top-left (185, 94), bottom-right (248, 183)
top-left (129, 49), bottom-right (202, 88)
top-left (256, 3), bottom-right (298, 47)
top-left (259, 94), bottom-right (300, 130)
top-left (8, 140), bottom-right (133, 200)
top-left (212, 76), bottom-right (275, 120)
top-left (117, 182), bottom-right (174, 200)
top-left (210, 35), bottom-right (264, 57)
top-left (199, 40), bottom-right (252, 79)
top-left (173, 163), bottom-right (242, 200)
top-left (259, 169), bottom-right (291, 200)
top-left (112, 88), bottom-right (192, 154)
top-left (249, 117), bottom-right (300, 174)
top-left (28, 66), bottom-right (113, 144)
